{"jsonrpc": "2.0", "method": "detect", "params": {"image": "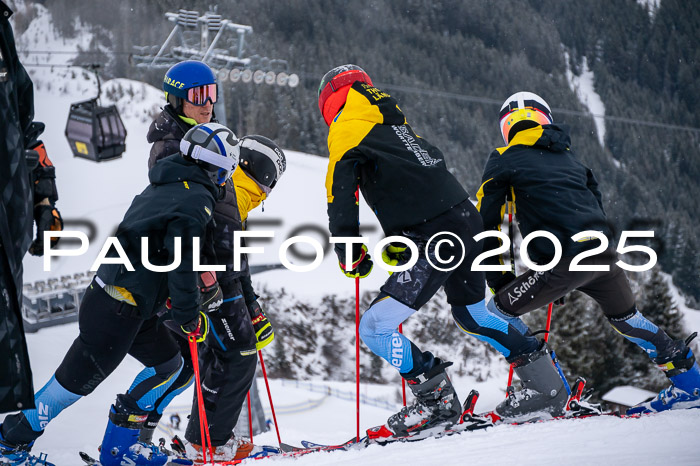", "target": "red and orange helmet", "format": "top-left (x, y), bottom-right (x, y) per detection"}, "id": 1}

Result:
top-left (318, 64), bottom-right (373, 126)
